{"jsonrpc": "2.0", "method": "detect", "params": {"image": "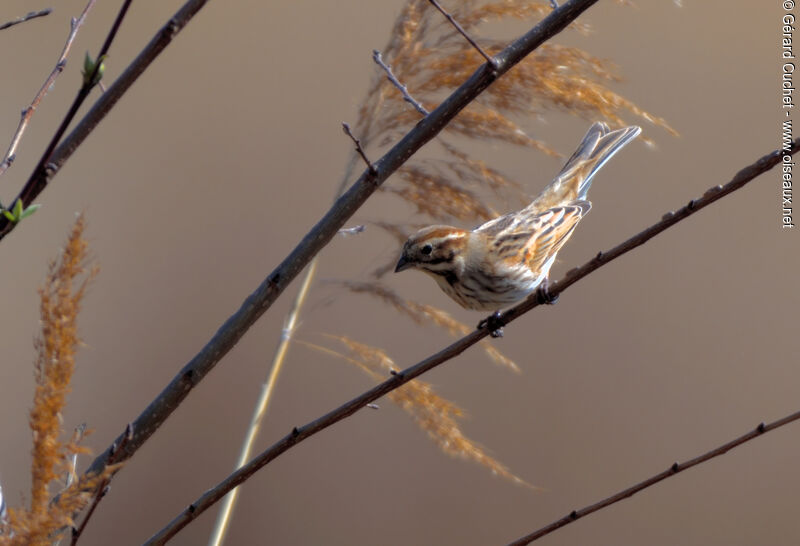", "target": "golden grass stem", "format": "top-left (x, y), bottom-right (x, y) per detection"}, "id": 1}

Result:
top-left (207, 259), bottom-right (317, 546)
top-left (206, 92), bottom-right (371, 546)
